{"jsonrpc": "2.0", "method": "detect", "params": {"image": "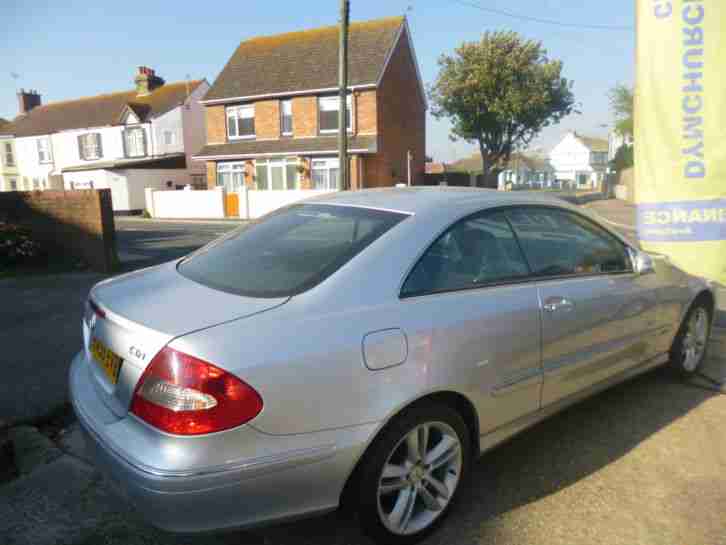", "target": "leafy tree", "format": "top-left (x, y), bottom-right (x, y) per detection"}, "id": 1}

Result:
top-left (429, 31), bottom-right (576, 180)
top-left (608, 83), bottom-right (633, 136)
top-left (610, 142), bottom-right (633, 172)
